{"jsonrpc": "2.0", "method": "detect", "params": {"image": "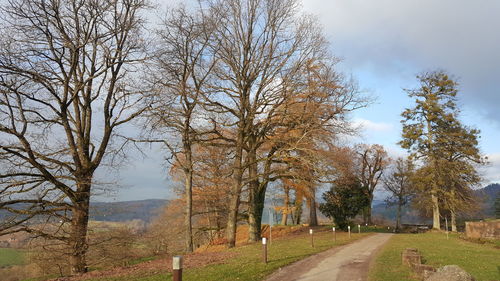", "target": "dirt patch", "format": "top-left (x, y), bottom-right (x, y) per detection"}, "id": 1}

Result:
top-left (49, 251), bottom-right (237, 281)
